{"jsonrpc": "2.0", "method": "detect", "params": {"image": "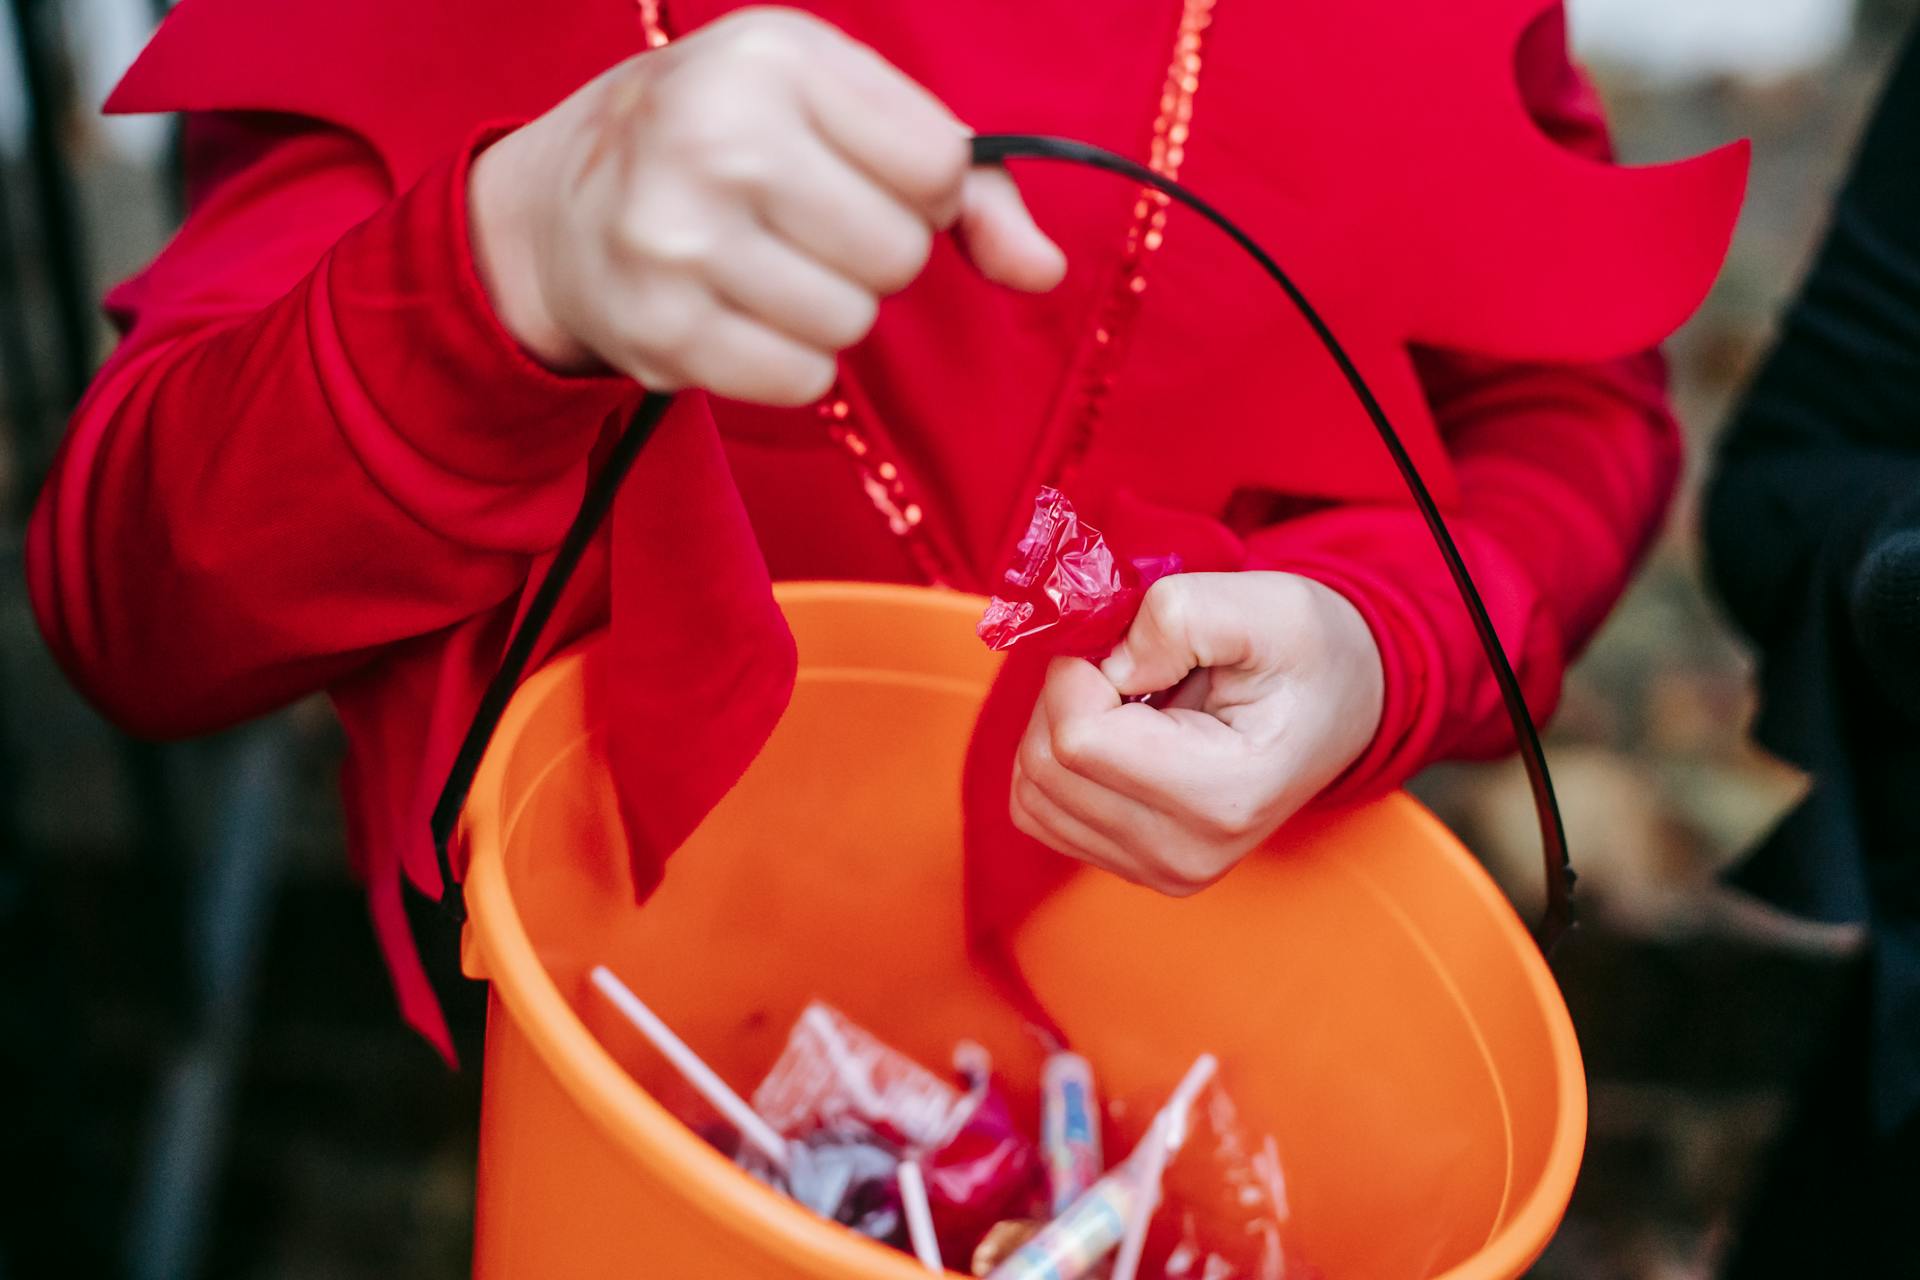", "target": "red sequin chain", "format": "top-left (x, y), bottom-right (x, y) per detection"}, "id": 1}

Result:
top-left (818, 394), bottom-right (952, 585)
top-left (830, 0), bottom-right (1216, 574)
top-left (636, 0), bottom-right (669, 47)
top-left (1055, 0), bottom-right (1215, 483)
